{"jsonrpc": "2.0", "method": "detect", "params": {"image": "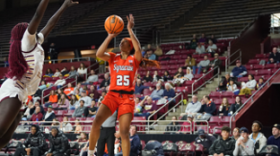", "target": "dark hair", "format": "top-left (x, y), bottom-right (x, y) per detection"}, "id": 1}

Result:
top-left (50, 127), bottom-right (59, 131)
top-left (57, 88), bottom-right (63, 94)
top-left (164, 70), bottom-right (169, 75)
top-left (6, 23), bottom-right (29, 80)
top-left (80, 100), bottom-right (85, 103)
top-left (80, 132), bottom-right (88, 140)
top-left (146, 70), bottom-right (150, 76)
top-left (70, 95), bottom-right (78, 105)
top-left (188, 55), bottom-right (192, 58)
top-left (259, 77), bottom-right (264, 81)
top-left (121, 38), bottom-right (160, 69)
top-left (253, 120), bottom-right (263, 129)
top-left (46, 68), bottom-right (53, 74)
top-left (129, 48), bottom-right (136, 55)
top-left (59, 94), bottom-right (66, 104)
top-left (131, 125), bottom-right (137, 132)
top-left (221, 126), bottom-right (231, 132)
top-left (235, 96), bottom-right (242, 104)
top-left (80, 63), bottom-right (85, 69)
top-left (249, 74), bottom-right (254, 80)
top-left (234, 127), bottom-right (240, 133)
top-left (31, 124), bottom-right (39, 131)
top-left (50, 90), bottom-right (56, 95)
top-left (204, 95), bottom-right (210, 100)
